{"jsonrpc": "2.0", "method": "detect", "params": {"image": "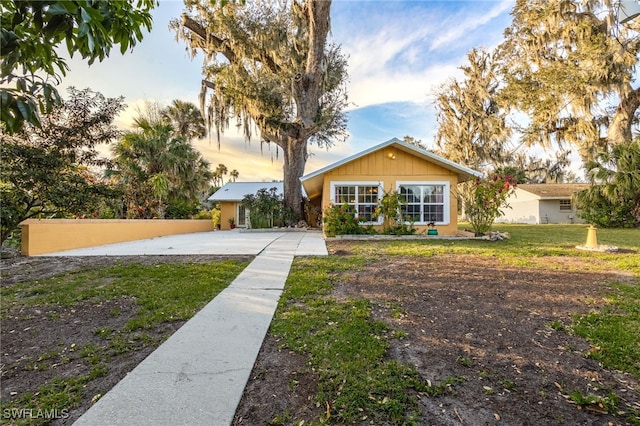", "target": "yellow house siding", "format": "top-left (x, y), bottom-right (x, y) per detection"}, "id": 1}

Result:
top-left (320, 149), bottom-right (460, 235)
top-left (329, 149), bottom-right (453, 178)
top-left (219, 201), bottom-right (237, 230)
